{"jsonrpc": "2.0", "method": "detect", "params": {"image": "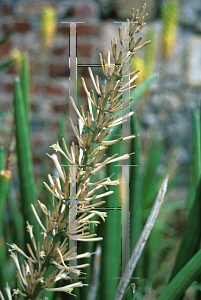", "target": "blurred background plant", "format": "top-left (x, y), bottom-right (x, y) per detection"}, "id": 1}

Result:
top-left (161, 0), bottom-right (179, 59)
top-left (40, 6), bottom-right (57, 50)
top-left (0, 0), bottom-right (201, 299)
